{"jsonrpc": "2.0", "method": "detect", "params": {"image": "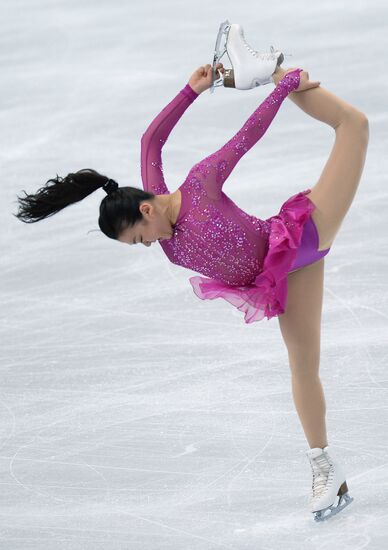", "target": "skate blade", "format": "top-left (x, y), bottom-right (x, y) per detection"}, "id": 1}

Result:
top-left (313, 493), bottom-right (354, 522)
top-left (210, 19), bottom-right (231, 93)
